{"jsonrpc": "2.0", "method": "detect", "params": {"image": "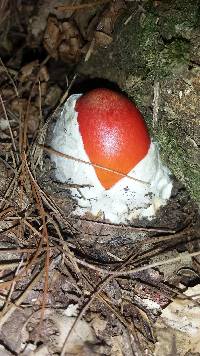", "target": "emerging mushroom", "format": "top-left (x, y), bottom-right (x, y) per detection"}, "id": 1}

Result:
top-left (50, 88), bottom-right (172, 223)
